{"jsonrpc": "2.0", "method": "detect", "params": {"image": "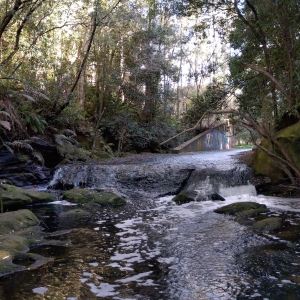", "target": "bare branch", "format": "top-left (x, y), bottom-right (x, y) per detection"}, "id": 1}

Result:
top-left (244, 63), bottom-right (291, 106)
